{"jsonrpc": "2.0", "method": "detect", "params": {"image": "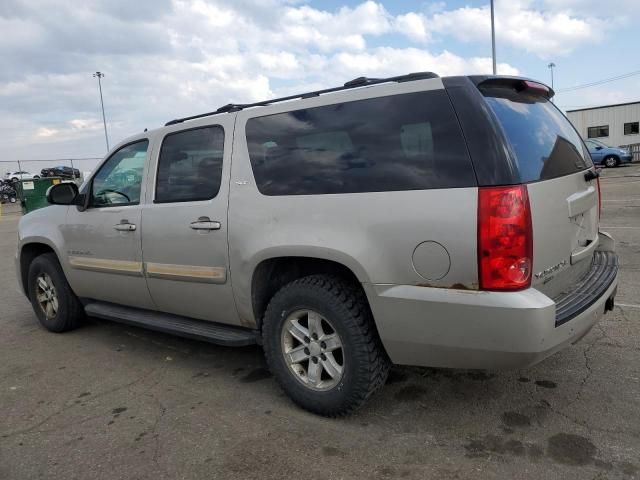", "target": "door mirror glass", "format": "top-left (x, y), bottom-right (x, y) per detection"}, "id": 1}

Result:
top-left (47, 182), bottom-right (78, 205)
